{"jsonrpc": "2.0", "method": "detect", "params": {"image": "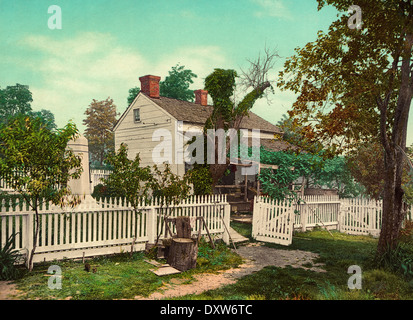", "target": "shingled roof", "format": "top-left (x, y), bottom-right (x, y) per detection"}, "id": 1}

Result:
top-left (144, 93), bottom-right (283, 134)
